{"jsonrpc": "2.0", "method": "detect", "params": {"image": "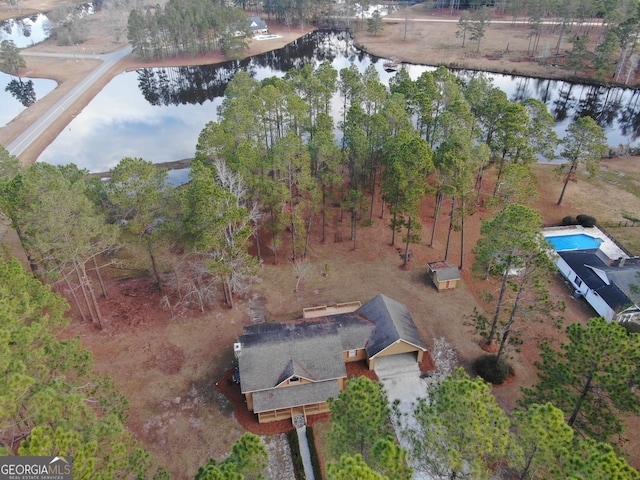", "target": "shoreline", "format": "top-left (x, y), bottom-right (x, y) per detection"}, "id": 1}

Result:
top-left (0, 23), bottom-right (315, 165)
top-left (88, 158), bottom-right (194, 179)
top-left (3, 10), bottom-right (640, 166)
